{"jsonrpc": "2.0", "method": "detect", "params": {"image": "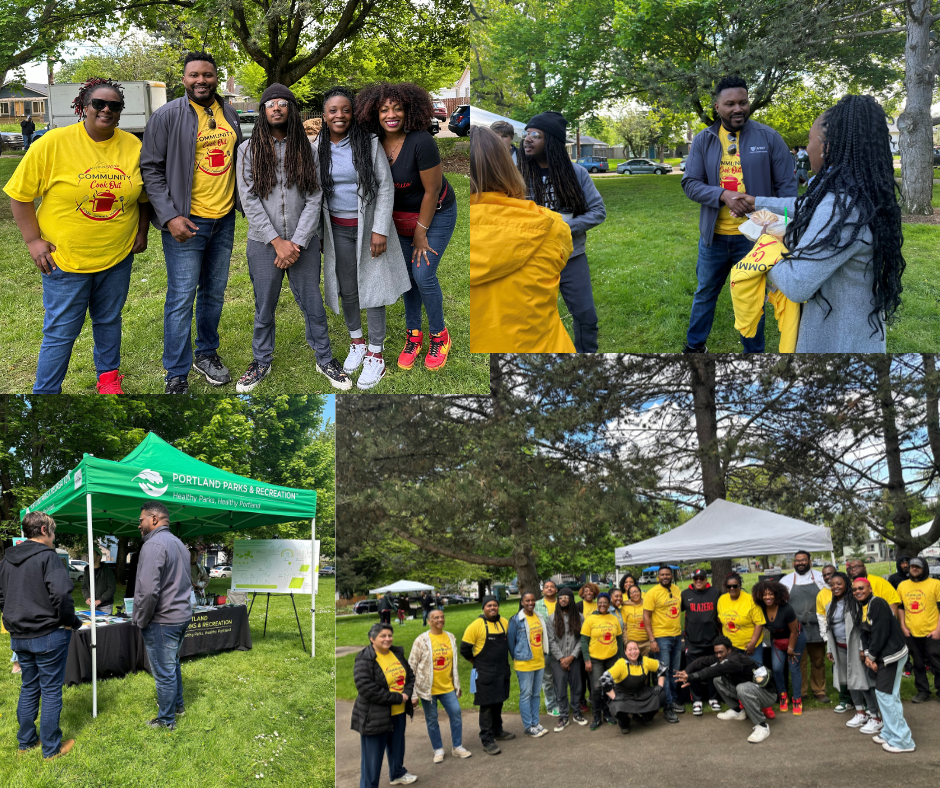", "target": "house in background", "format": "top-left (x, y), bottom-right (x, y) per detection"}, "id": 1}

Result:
top-left (842, 537), bottom-right (890, 564)
top-left (0, 82), bottom-right (48, 123)
top-left (433, 67), bottom-right (470, 116)
top-left (566, 133), bottom-right (610, 159)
